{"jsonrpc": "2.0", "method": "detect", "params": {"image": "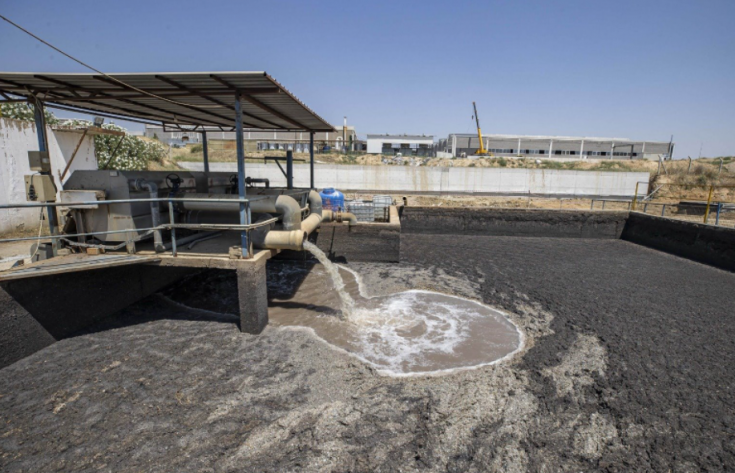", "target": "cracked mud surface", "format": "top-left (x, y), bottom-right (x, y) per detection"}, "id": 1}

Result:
top-left (1, 236), bottom-right (734, 472)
